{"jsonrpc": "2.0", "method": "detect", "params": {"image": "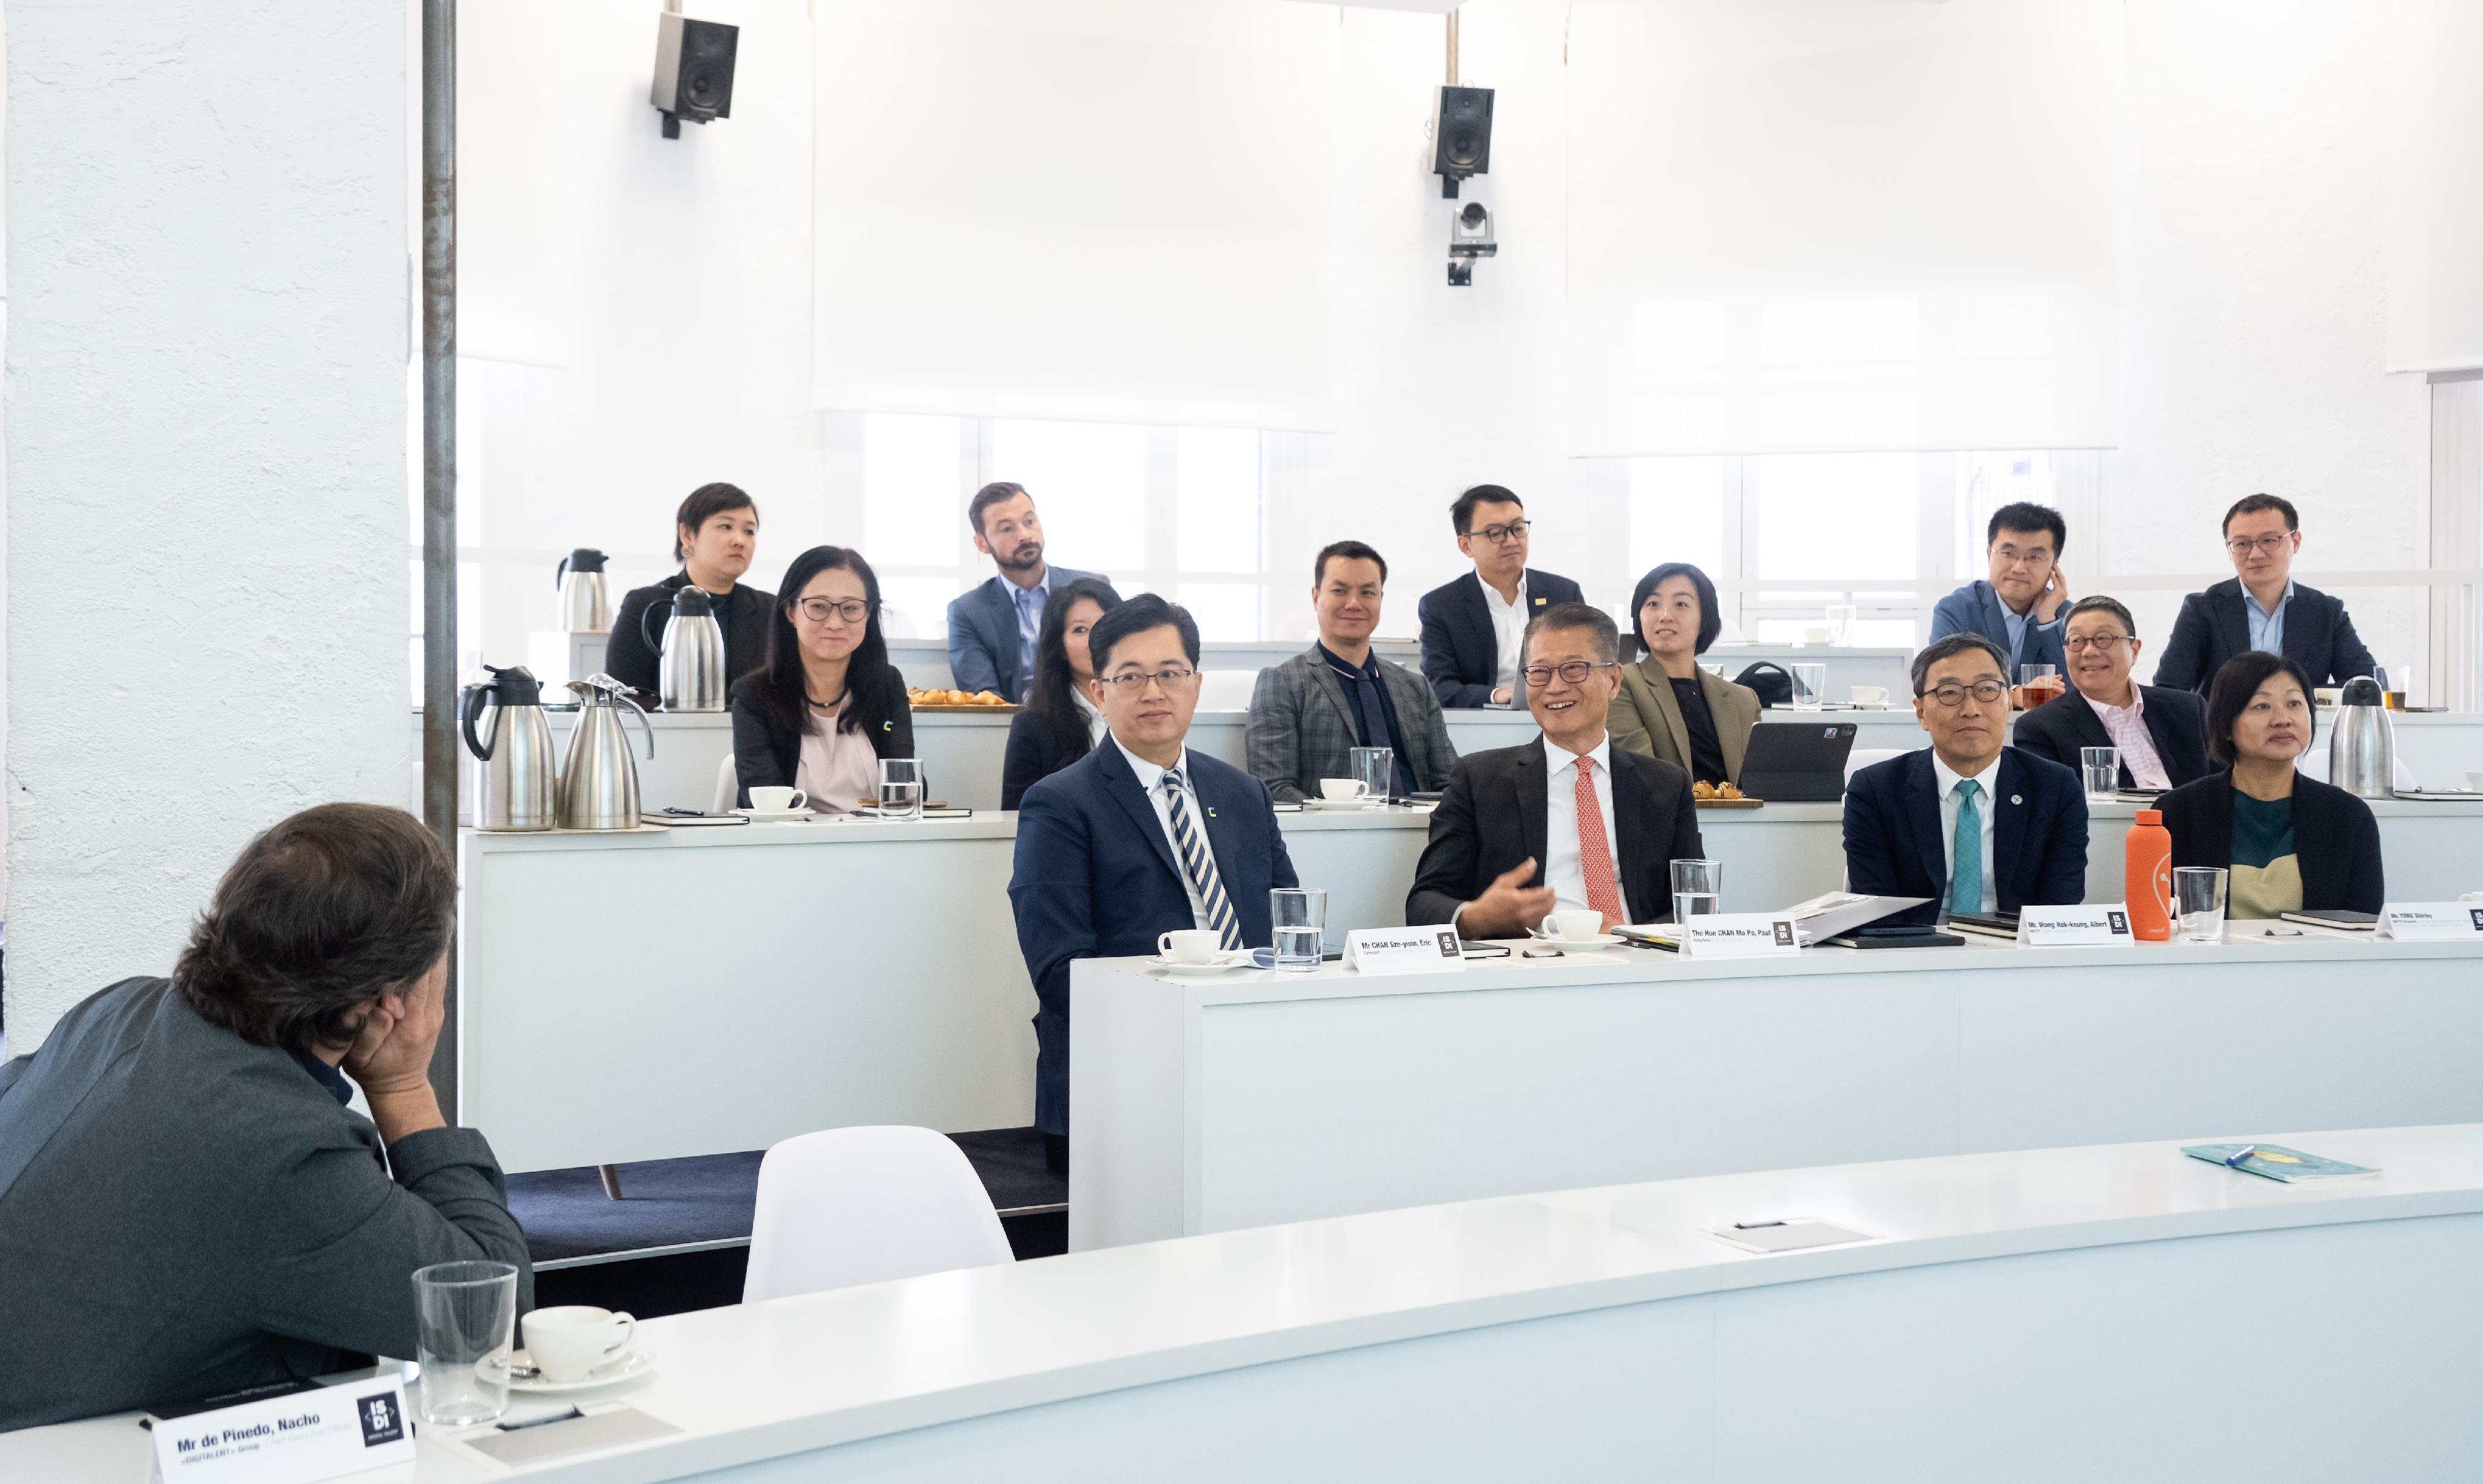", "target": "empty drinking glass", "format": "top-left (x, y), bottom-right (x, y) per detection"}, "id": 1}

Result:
top-left (2080, 746), bottom-right (2120, 801)
top-left (1788, 663), bottom-right (1827, 711)
top-left (878, 757), bottom-right (923, 821)
top-left (412, 1261), bottom-right (518, 1428)
top-left (1350, 746), bottom-right (1394, 808)
top-left (1824, 603), bottom-right (1858, 645)
top-left (2173, 866), bottom-right (2228, 943)
top-left (1270, 887), bottom-right (1327, 973)
top-left (1670, 858), bottom-right (1722, 925)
